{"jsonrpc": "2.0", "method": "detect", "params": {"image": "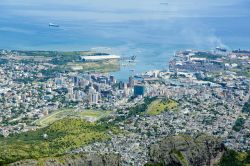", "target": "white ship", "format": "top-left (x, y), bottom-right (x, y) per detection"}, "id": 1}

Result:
top-left (49, 23), bottom-right (59, 27)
